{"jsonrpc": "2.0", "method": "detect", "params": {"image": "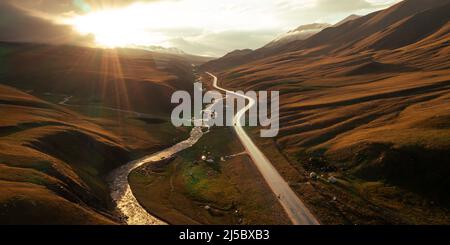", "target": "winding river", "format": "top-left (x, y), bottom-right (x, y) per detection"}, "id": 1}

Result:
top-left (107, 73), bottom-right (318, 225)
top-left (108, 91), bottom-right (217, 225)
top-left (57, 87), bottom-right (212, 224)
top-left (108, 126), bottom-right (205, 225)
